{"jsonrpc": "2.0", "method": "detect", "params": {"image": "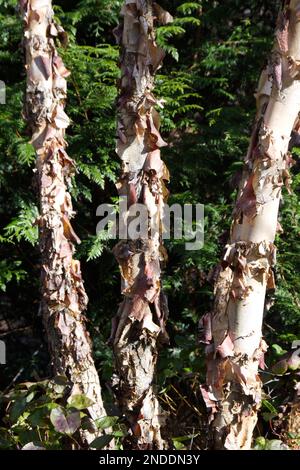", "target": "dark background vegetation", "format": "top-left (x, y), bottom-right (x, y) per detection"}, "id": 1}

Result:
top-left (0, 0), bottom-right (299, 449)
